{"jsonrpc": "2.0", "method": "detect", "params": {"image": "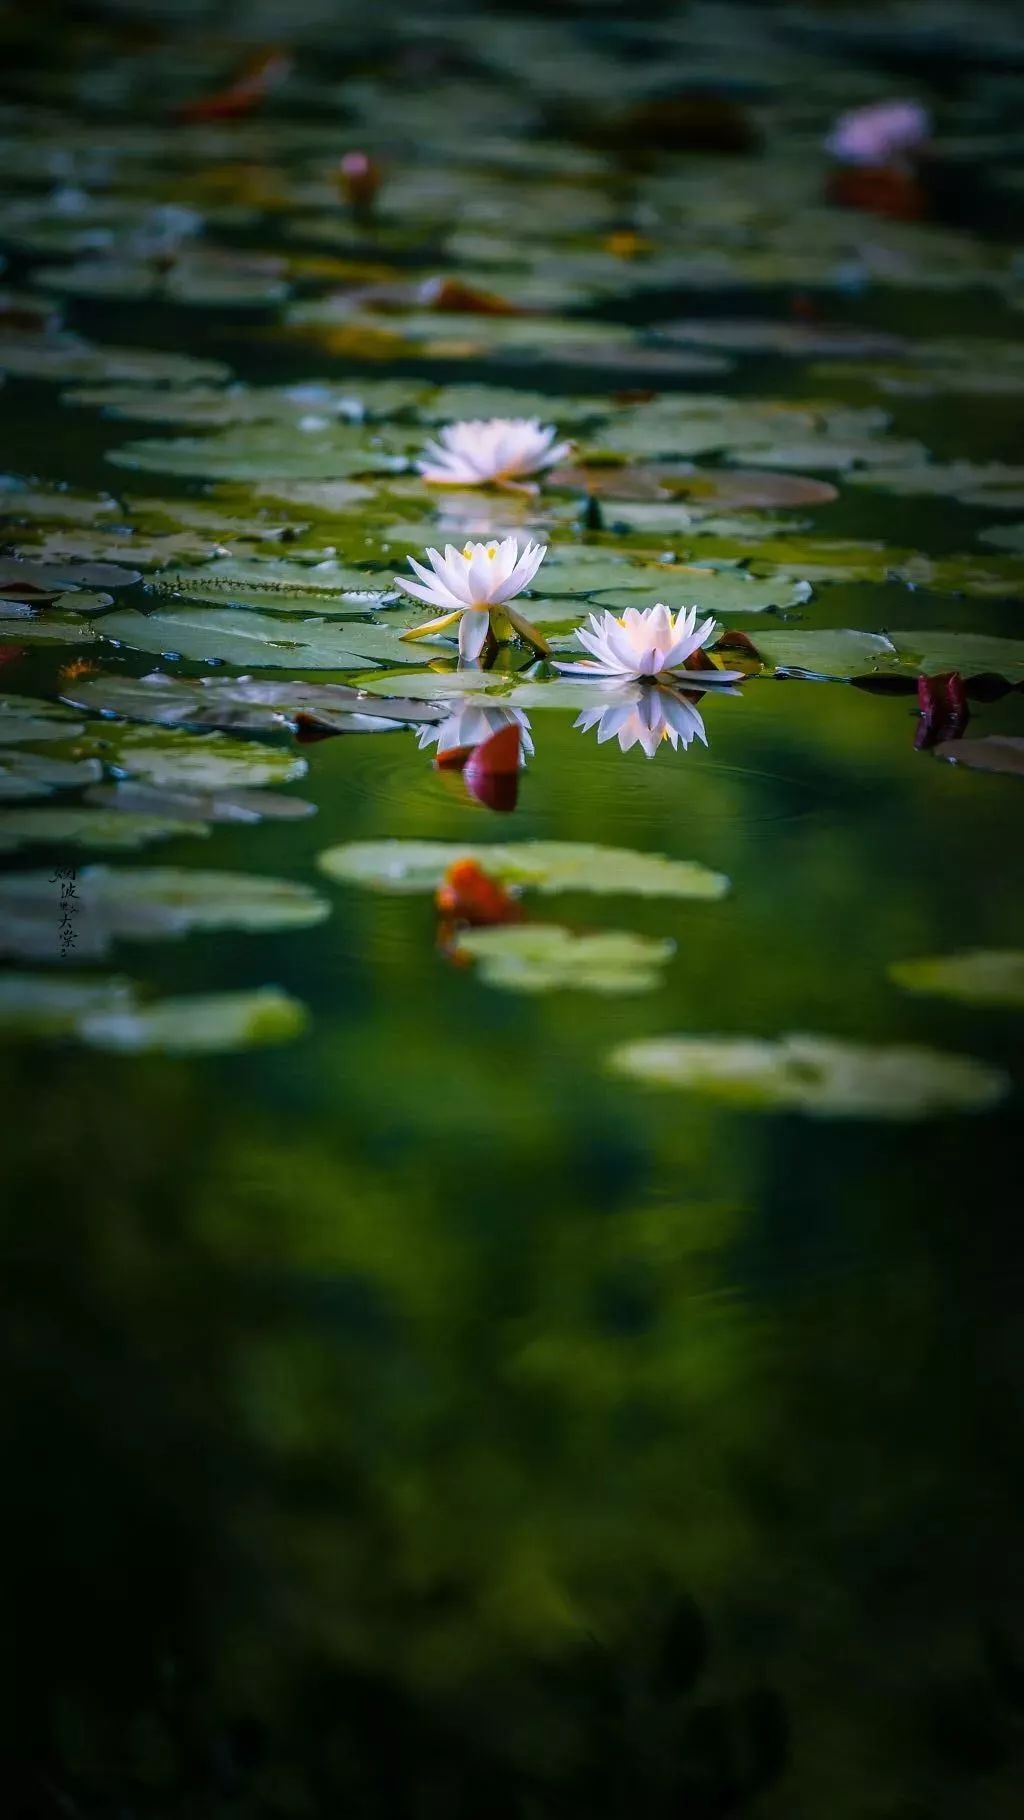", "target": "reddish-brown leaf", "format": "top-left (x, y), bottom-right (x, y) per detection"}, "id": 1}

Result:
top-left (915, 671), bottom-right (969, 750)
